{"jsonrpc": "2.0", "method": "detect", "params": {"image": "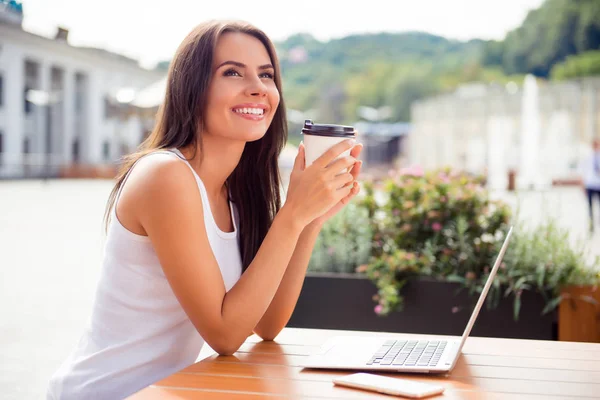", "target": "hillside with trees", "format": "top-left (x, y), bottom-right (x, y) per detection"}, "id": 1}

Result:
top-left (152, 0), bottom-right (598, 127)
top-left (482, 0), bottom-right (600, 78)
top-left (276, 0), bottom-right (599, 126)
